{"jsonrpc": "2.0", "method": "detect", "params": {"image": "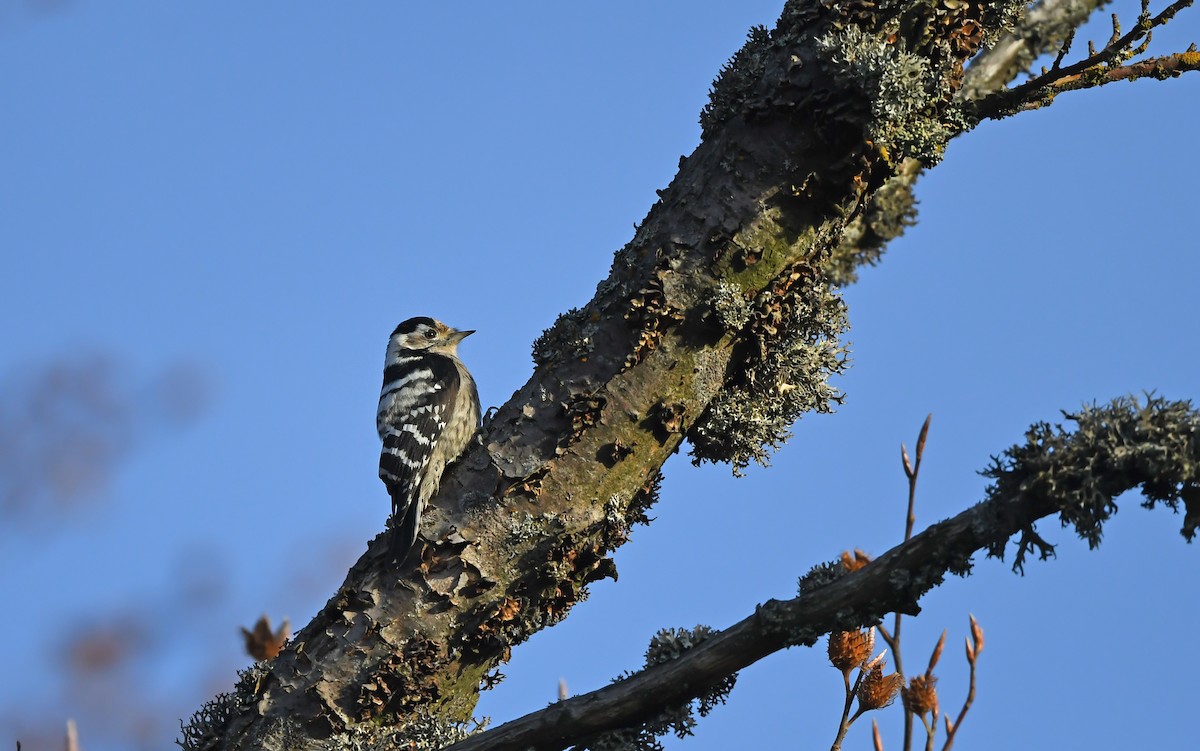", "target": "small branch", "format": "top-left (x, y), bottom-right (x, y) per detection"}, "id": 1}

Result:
top-left (447, 492), bottom-right (1006, 751)
top-left (902, 414), bottom-right (932, 544)
top-left (897, 414), bottom-right (930, 751)
top-left (959, 0), bottom-right (1114, 101)
top-left (942, 616), bottom-right (984, 751)
top-left (942, 656), bottom-right (975, 750)
top-left (972, 0), bottom-right (1197, 118)
top-left (830, 670), bottom-right (867, 751)
top-left (1051, 28), bottom-right (1076, 71)
top-left (445, 396), bottom-right (1198, 751)
top-left (920, 713), bottom-right (935, 751)
top-left (1033, 0), bottom-right (1187, 89)
top-left (982, 51), bottom-right (1200, 115)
